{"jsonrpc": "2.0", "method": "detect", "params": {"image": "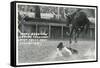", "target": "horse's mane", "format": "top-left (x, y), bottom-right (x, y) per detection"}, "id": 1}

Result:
top-left (67, 9), bottom-right (81, 24)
